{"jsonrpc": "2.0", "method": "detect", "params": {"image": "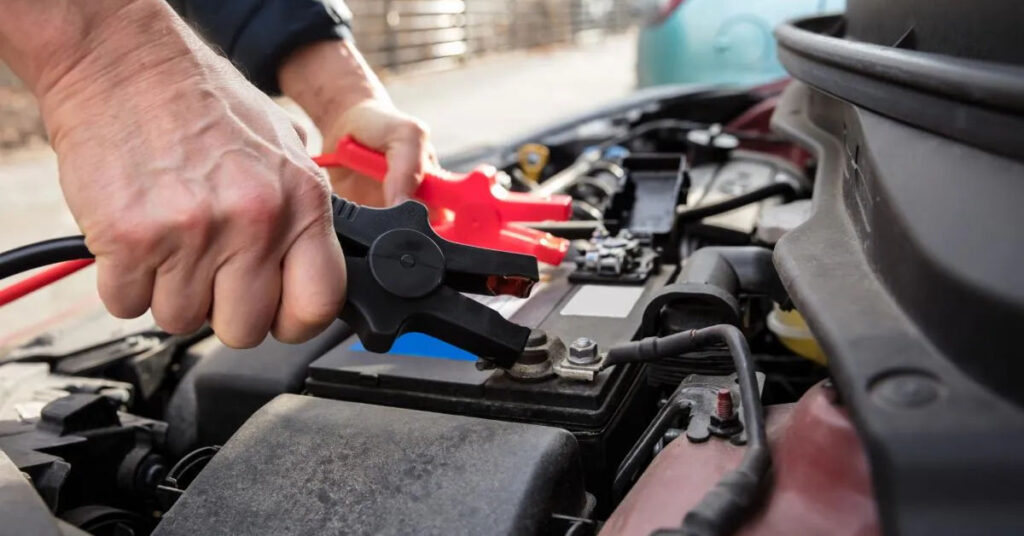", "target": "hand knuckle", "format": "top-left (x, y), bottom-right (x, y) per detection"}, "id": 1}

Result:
top-left (292, 172), bottom-right (332, 211)
top-left (105, 219), bottom-right (158, 253)
top-left (168, 201), bottom-right (212, 235)
top-left (228, 186), bottom-right (284, 232)
top-left (157, 314), bottom-right (203, 335)
top-left (402, 119), bottom-right (429, 140)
